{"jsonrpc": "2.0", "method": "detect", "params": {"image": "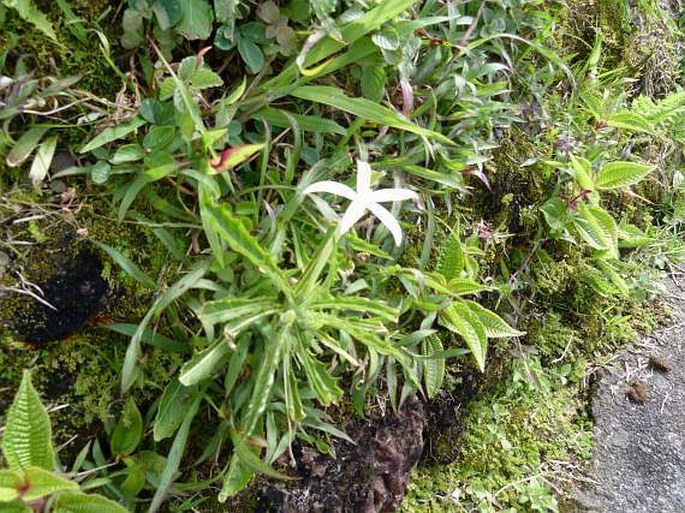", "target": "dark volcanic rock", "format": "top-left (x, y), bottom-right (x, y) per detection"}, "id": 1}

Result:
top-left (256, 397), bottom-right (425, 513)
